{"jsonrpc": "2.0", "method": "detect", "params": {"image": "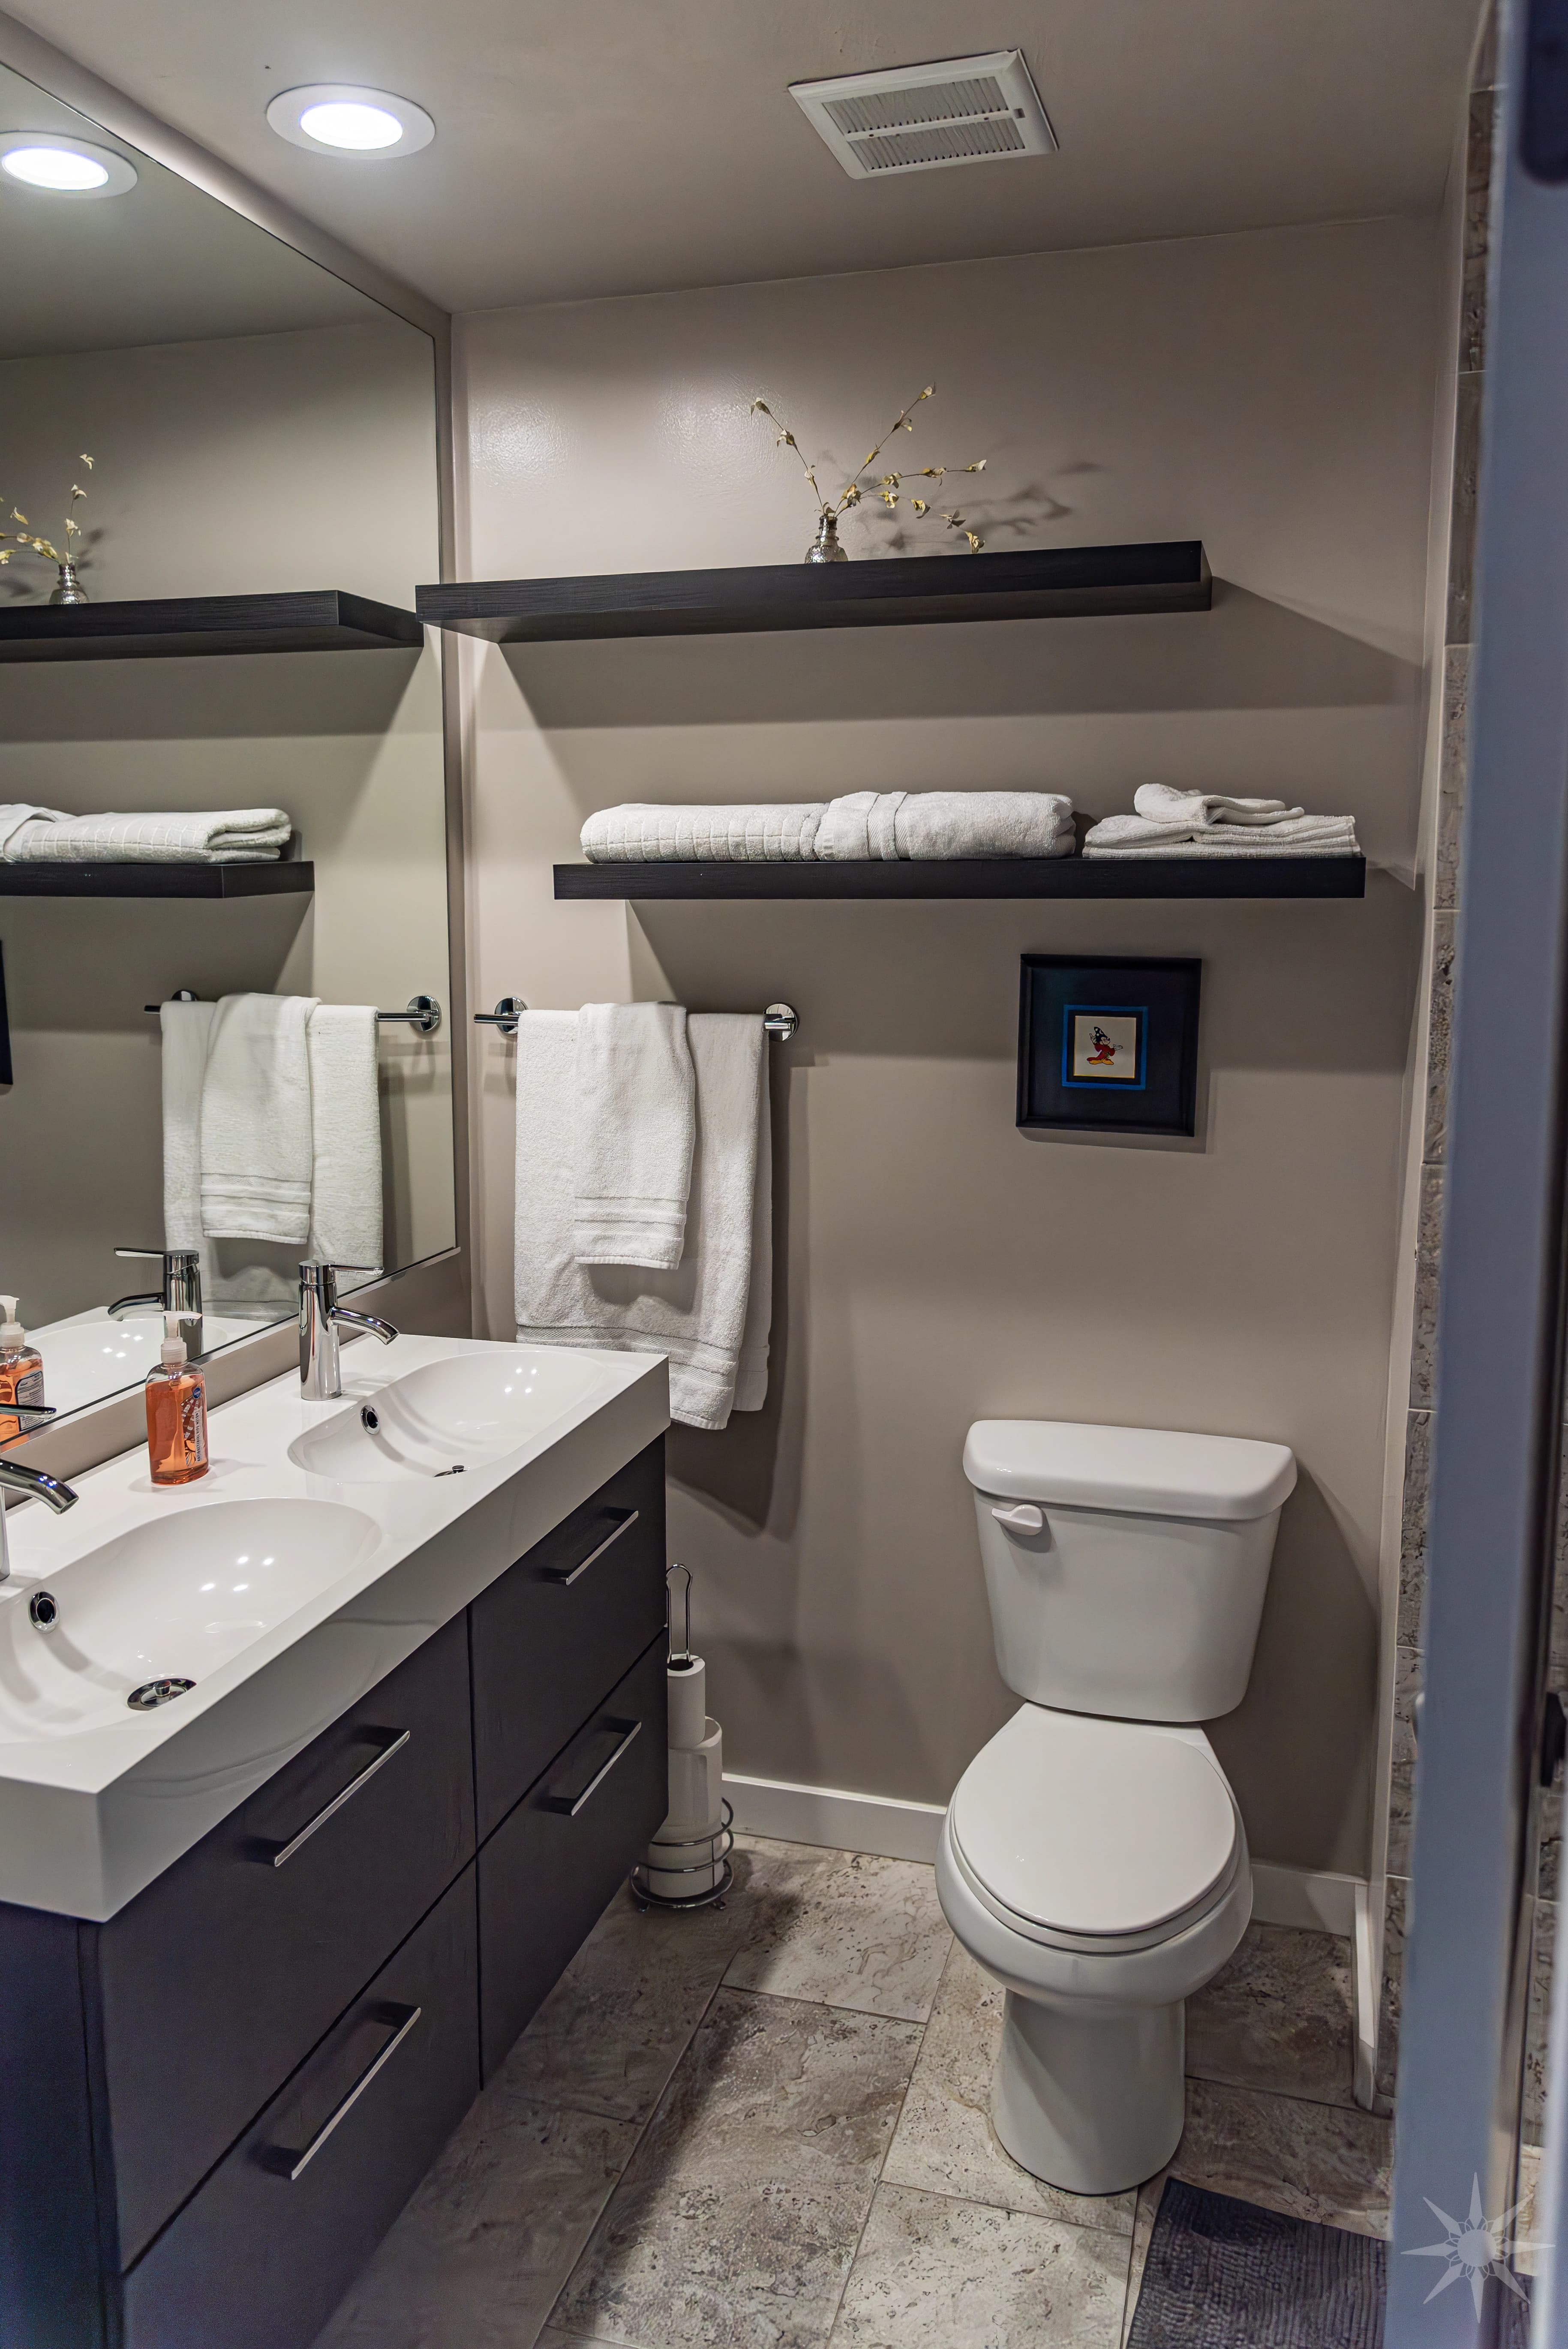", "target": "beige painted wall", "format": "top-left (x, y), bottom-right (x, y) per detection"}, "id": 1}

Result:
top-left (459, 216), bottom-right (1439, 1871)
top-left (0, 318), bottom-right (454, 1333)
